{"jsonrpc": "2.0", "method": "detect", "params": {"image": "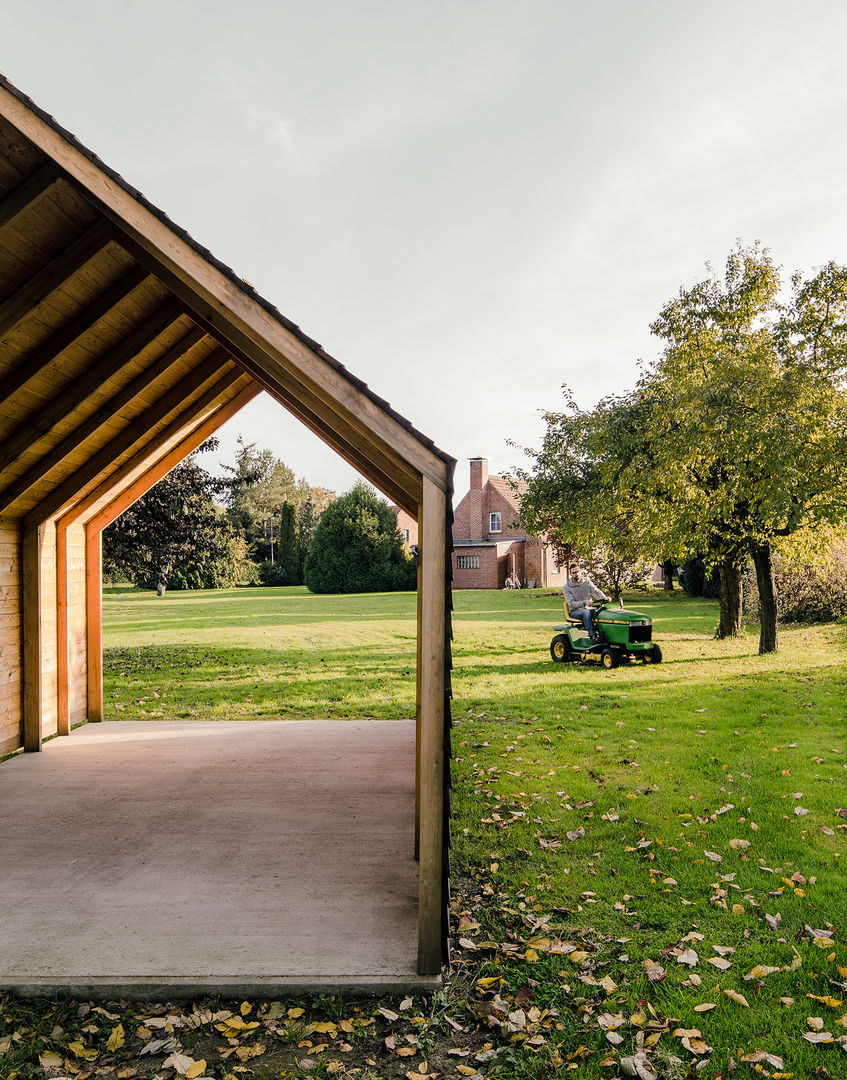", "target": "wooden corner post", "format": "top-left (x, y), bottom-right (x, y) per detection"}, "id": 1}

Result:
top-left (56, 521), bottom-right (70, 736)
top-left (85, 525), bottom-right (103, 723)
top-left (22, 523), bottom-right (43, 751)
top-left (417, 474), bottom-right (447, 975)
